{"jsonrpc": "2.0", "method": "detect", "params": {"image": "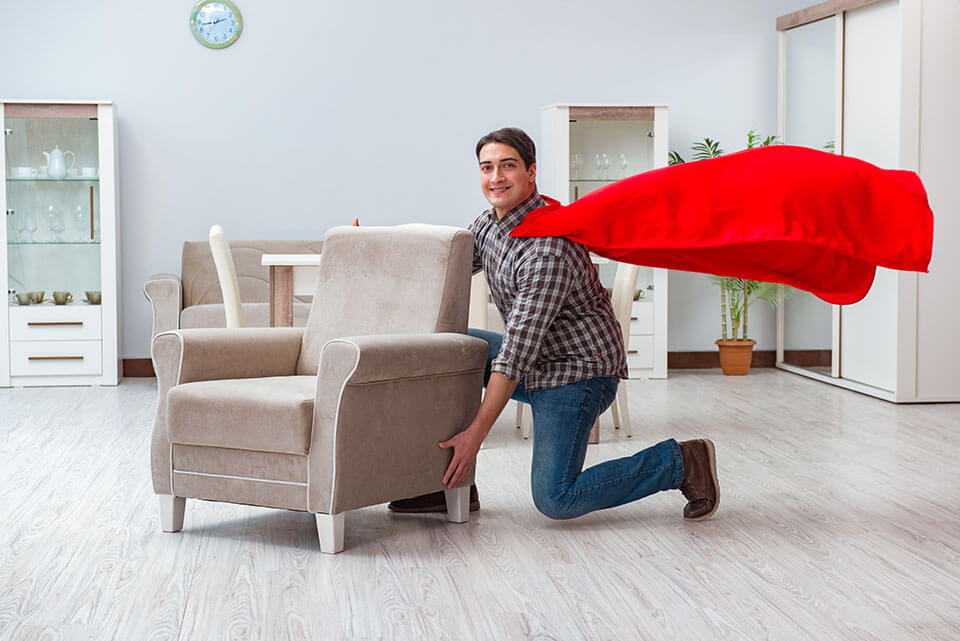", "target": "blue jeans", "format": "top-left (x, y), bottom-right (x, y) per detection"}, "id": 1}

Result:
top-left (468, 328), bottom-right (684, 520)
